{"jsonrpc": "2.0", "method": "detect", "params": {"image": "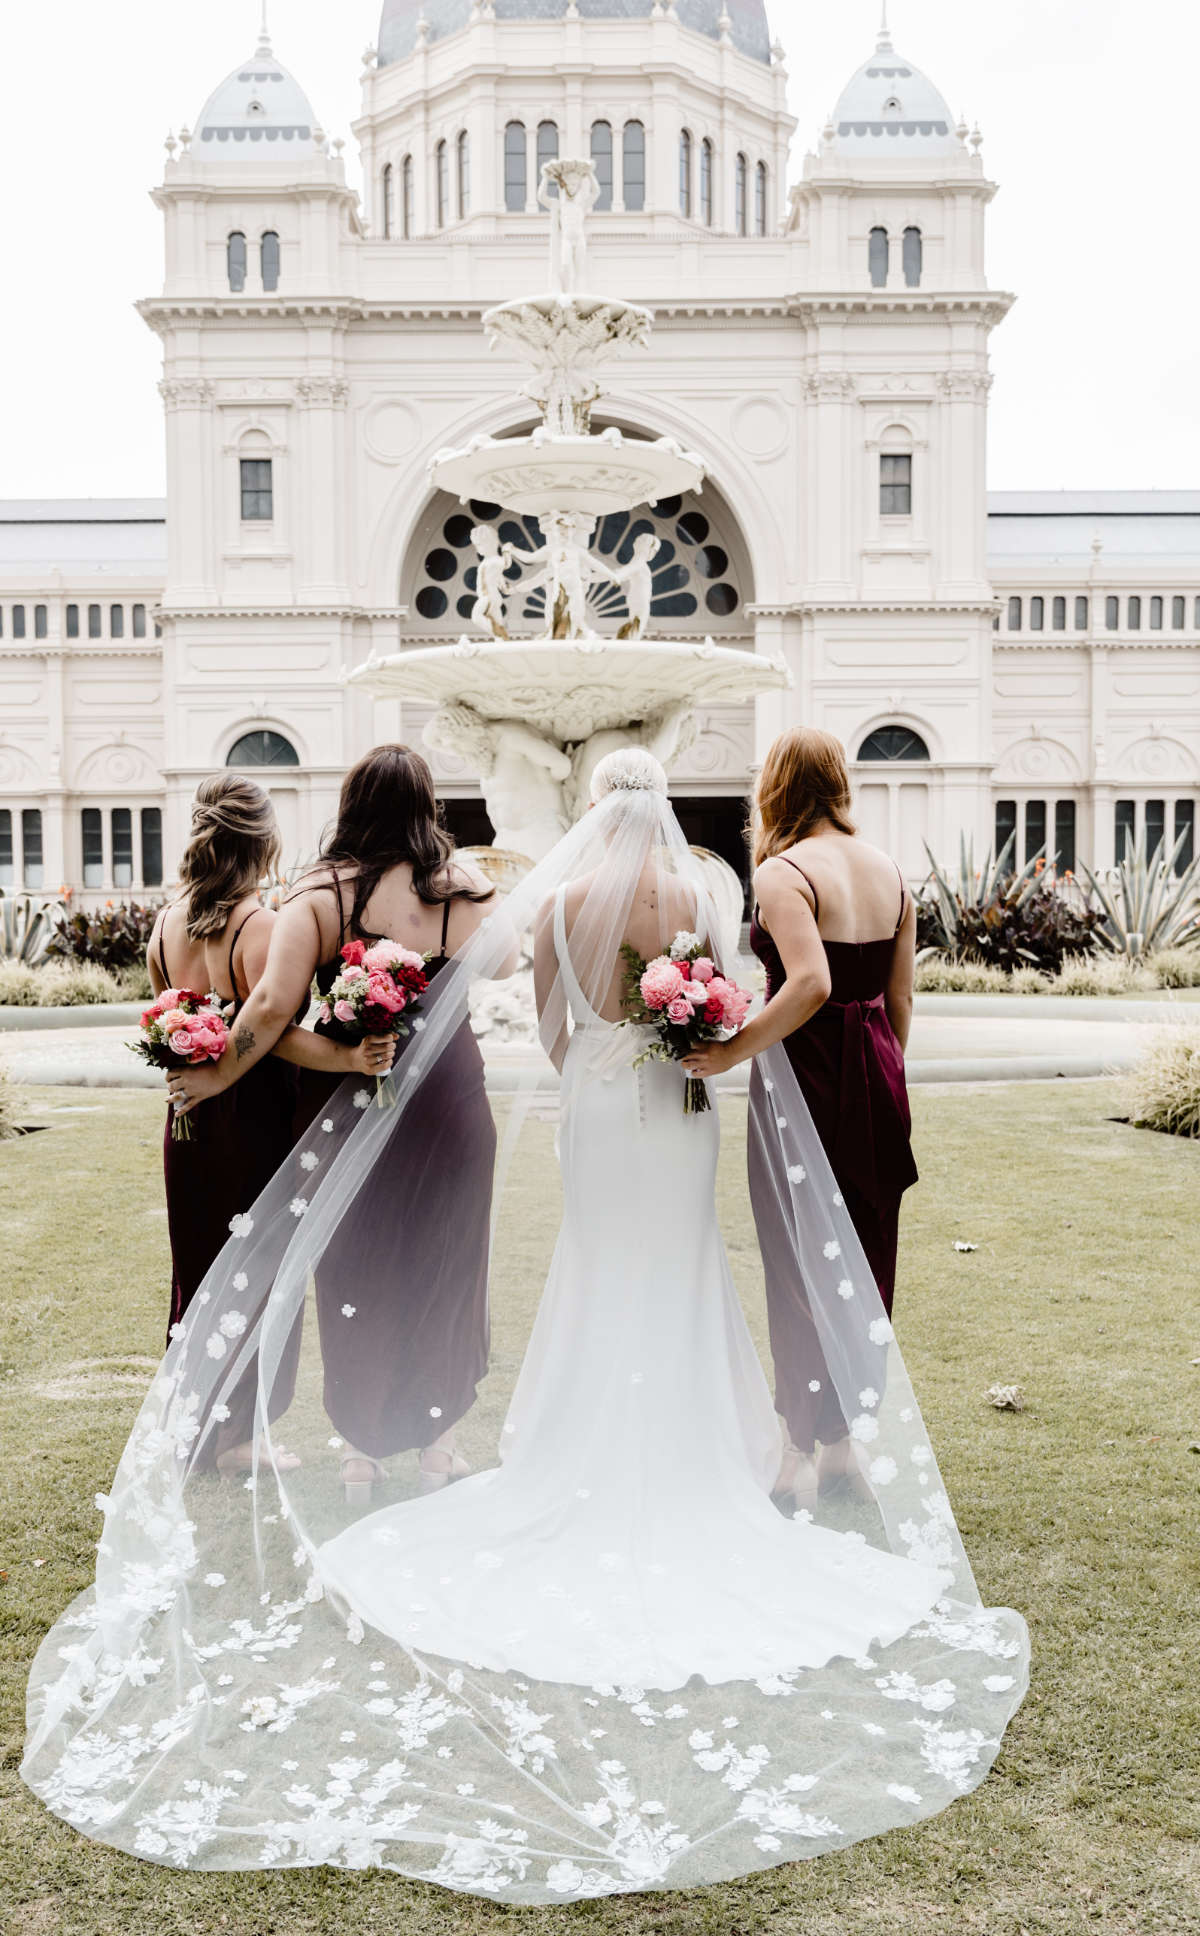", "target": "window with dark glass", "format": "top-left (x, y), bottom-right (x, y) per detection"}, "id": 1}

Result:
top-left (1024, 798), bottom-right (1046, 865)
top-left (1172, 594), bottom-right (1185, 629)
top-left (880, 453), bottom-right (912, 516)
top-left (1150, 594), bottom-right (1163, 630)
top-left (88, 603), bottom-right (101, 638)
top-left (1105, 594), bottom-right (1119, 629)
top-left (141, 807), bottom-right (163, 888)
top-left (1030, 596), bottom-right (1044, 631)
top-left (227, 231), bottom-right (247, 292)
top-left (699, 138), bottom-right (714, 226)
top-left (0, 808), bottom-right (11, 886)
top-left (622, 120), bottom-right (645, 212)
top-left (382, 161), bottom-right (394, 238)
top-left (110, 604), bottom-right (124, 639)
top-left (12, 604), bottom-right (25, 638)
top-left (1054, 799), bottom-right (1077, 873)
top-left (132, 603), bottom-right (146, 637)
top-left (537, 121), bottom-right (559, 194)
top-left (240, 457), bottom-right (273, 521)
top-left (504, 122), bottom-right (527, 211)
top-left (590, 121), bottom-right (613, 211)
top-left (1114, 798), bottom-right (1135, 863)
top-left (1127, 595), bottom-right (1141, 629)
top-left (1075, 594), bottom-right (1089, 629)
top-left (1175, 798), bottom-right (1195, 872)
top-left (902, 225), bottom-right (922, 287)
top-left (868, 225), bottom-right (888, 287)
top-left (857, 725), bottom-right (930, 761)
top-left (34, 604), bottom-right (47, 638)
top-left (0, 607), bottom-right (4, 635)
top-left (735, 151), bottom-right (748, 234)
top-left (260, 230), bottom-right (280, 291)
top-left (1052, 595), bottom-right (1066, 630)
top-left (111, 807), bottom-right (133, 888)
top-left (994, 799), bottom-right (1017, 866)
top-left (456, 131), bottom-right (470, 219)
top-left (227, 729), bottom-right (299, 767)
top-left (81, 807), bottom-right (103, 888)
top-left (1195, 595), bottom-right (1200, 628)
top-left (402, 154), bottom-right (414, 237)
top-left (66, 603), bottom-right (79, 638)
top-left (435, 139), bottom-right (449, 226)
top-left (1144, 797), bottom-right (1165, 860)
top-left (679, 130), bottom-right (692, 216)
top-left (755, 160), bottom-right (767, 235)
top-left (22, 807), bottom-right (43, 889)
